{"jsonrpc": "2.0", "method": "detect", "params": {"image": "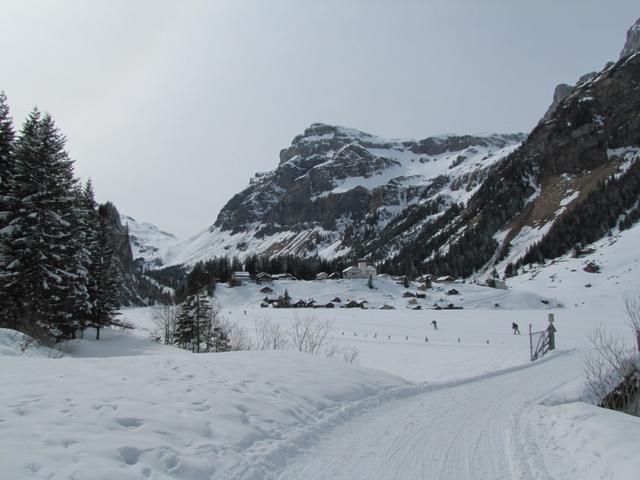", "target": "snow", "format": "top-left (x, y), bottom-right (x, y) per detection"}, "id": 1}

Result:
top-left (534, 402), bottom-right (640, 480)
top-left (121, 214), bottom-right (178, 267)
top-left (3, 224), bottom-right (640, 479)
top-left (559, 190), bottom-right (579, 207)
top-left (0, 334), bottom-right (405, 480)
